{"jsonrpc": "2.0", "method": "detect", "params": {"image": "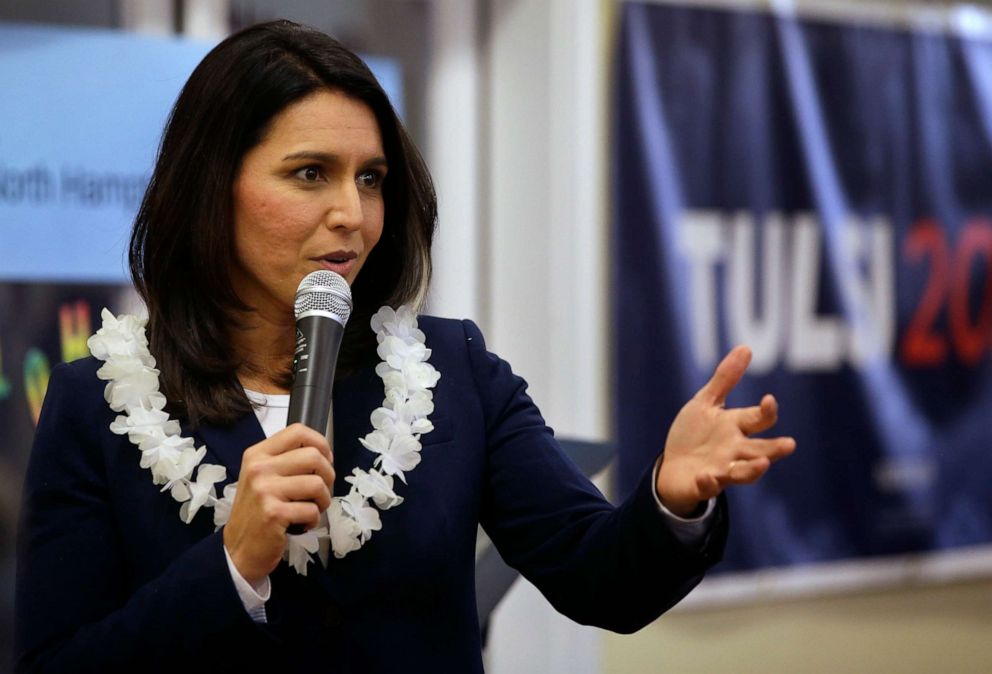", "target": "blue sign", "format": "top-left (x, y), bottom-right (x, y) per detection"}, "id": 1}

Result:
top-left (0, 23), bottom-right (403, 283)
